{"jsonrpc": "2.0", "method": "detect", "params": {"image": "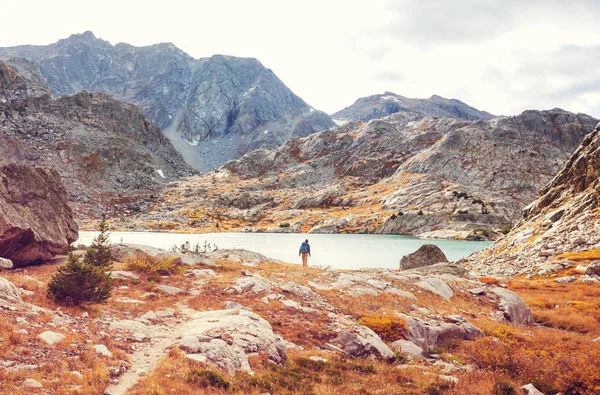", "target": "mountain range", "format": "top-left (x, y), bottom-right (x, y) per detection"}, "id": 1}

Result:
top-left (332, 91), bottom-right (495, 123)
top-left (0, 32), bottom-right (334, 171)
